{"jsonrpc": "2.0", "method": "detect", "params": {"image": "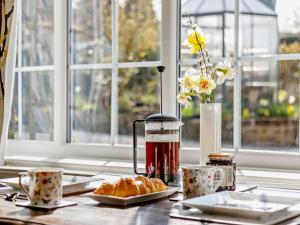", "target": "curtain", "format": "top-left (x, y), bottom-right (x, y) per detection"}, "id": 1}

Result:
top-left (0, 0), bottom-right (17, 165)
